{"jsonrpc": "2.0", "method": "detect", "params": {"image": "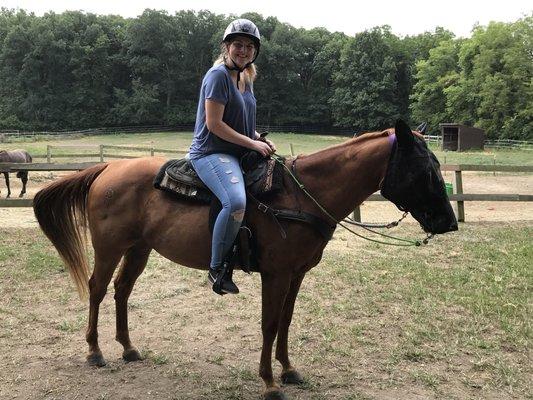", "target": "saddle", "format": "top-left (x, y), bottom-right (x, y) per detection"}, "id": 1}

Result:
top-left (153, 152), bottom-right (284, 273)
top-left (154, 152), bottom-right (283, 203)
